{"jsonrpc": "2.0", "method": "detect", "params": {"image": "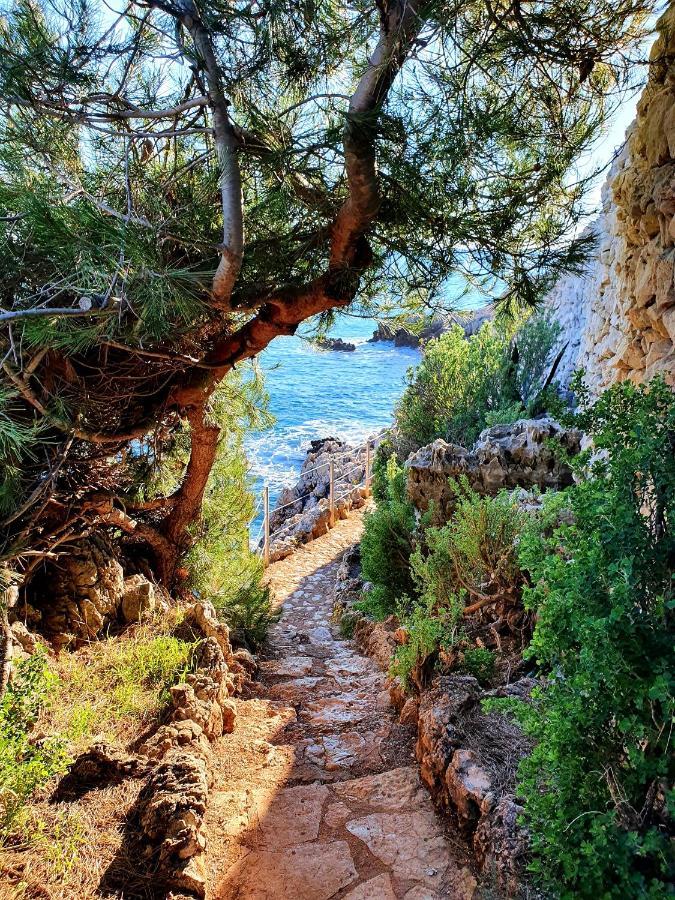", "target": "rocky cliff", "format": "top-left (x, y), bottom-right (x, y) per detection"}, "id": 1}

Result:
top-left (547, 5), bottom-right (675, 393)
